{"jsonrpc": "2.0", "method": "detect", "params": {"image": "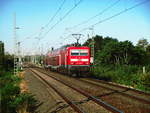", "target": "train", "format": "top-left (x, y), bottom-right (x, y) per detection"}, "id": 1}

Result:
top-left (44, 46), bottom-right (91, 76)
